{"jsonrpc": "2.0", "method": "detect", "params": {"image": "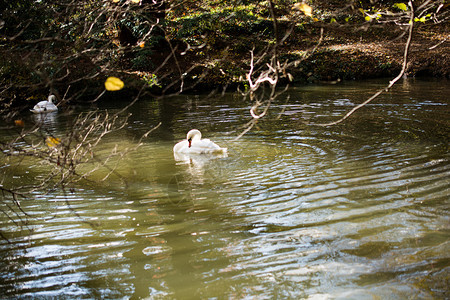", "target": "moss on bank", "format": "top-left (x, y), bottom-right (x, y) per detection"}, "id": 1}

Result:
top-left (119, 15), bottom-right (449, 94)
top-left (1, 1), bottom-right (448, 111)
